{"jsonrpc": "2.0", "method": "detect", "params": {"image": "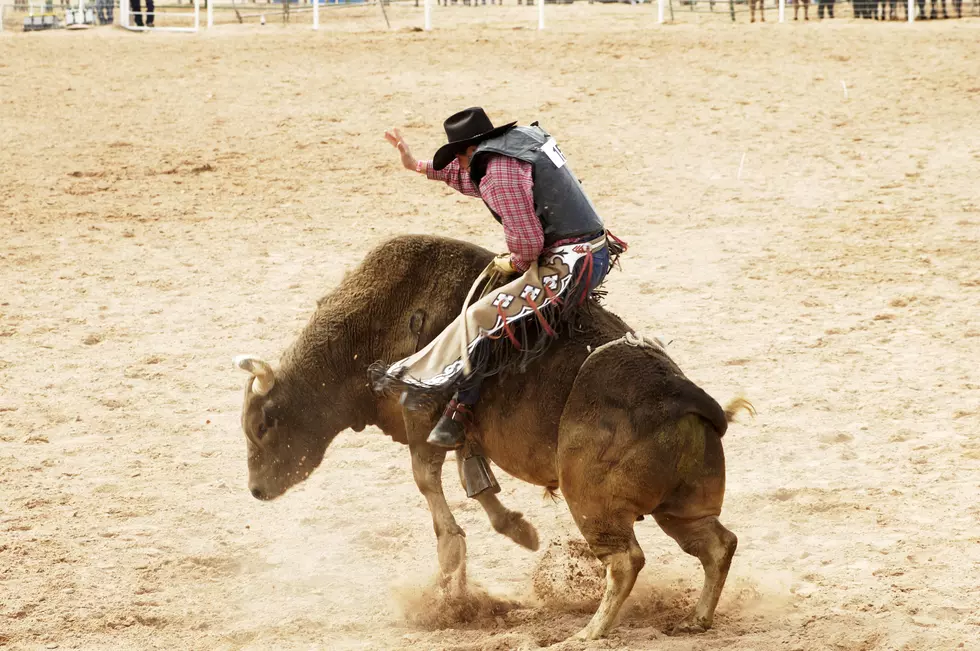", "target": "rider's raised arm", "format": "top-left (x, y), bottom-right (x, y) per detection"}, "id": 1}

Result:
top-left (420, 158), bottom-right (480, 198)
top-left (383, 128), bottom-right (480, 198)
